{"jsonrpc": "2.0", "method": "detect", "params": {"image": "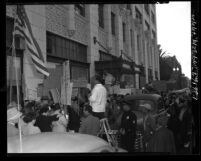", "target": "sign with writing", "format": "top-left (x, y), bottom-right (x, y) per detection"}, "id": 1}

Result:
top-left (49, 88), bottom-right (60, 104)
top-left (72, 88), bottom-right (79, 98)
top-left (67, 82), bottom-right (73, 105)
top-left (27, 88), bottom-right (37, 100)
